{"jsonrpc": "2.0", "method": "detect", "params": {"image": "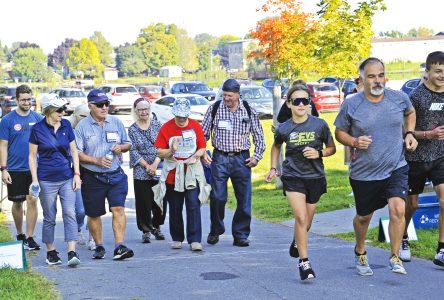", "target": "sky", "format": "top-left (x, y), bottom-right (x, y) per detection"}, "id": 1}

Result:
top-left (0, 0), bottom-right (443, 54)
